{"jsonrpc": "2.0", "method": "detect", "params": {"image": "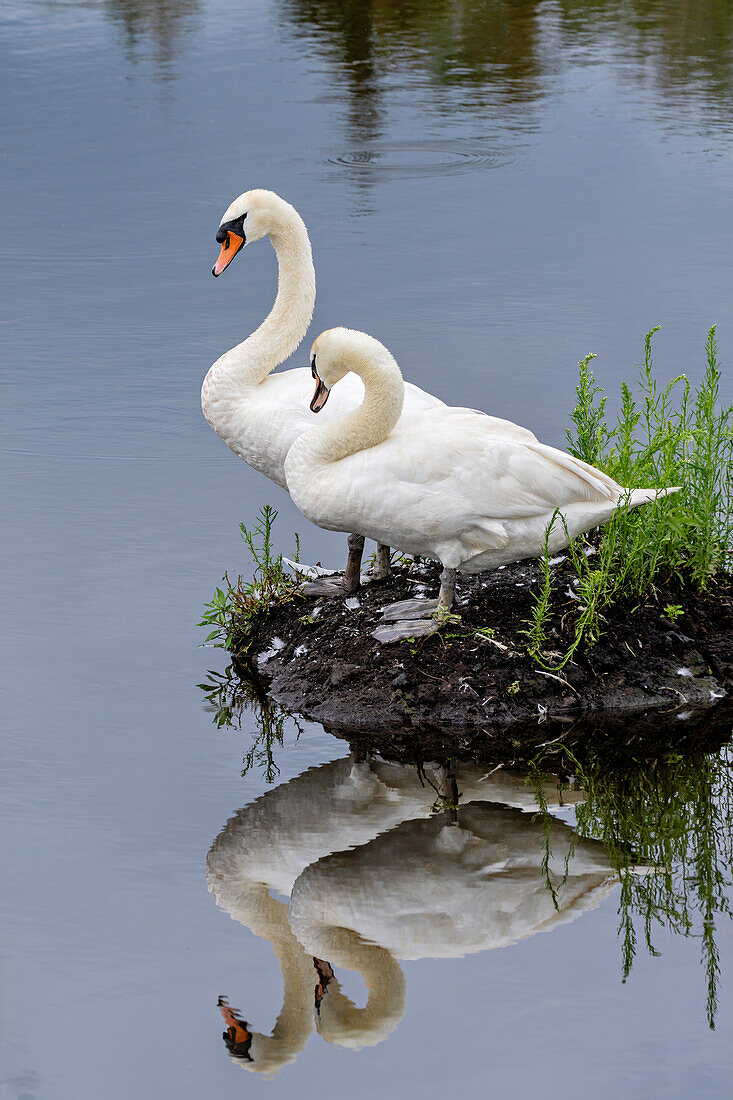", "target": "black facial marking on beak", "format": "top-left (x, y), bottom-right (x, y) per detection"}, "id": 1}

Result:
top-left (310, 371), bottom-right (330, 413)
top-left (216, 213), bottom-right (247, 244)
